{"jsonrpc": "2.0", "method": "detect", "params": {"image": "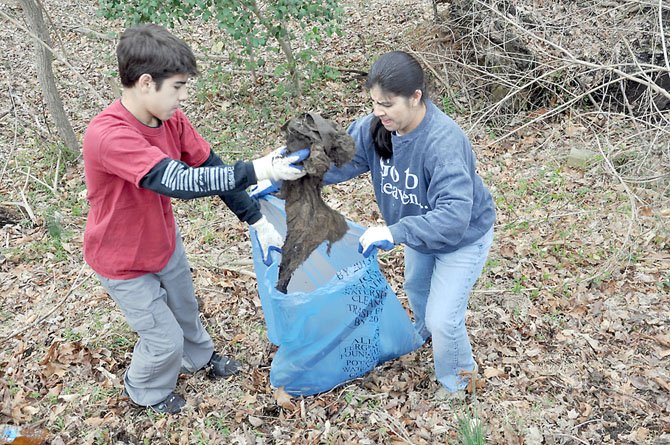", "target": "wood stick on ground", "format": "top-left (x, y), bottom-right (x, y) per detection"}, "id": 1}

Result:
top-left (0, 263), bottom-right (93, 341)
